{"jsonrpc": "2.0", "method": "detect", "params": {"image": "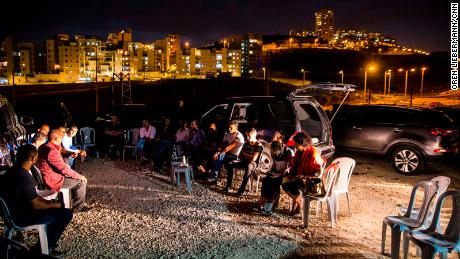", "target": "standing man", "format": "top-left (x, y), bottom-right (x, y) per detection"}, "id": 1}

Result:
top-left (0, 144), bottom-right (72, 256)
top-left (209, 120), bottom-right (245, 183)
top-left (37, 129), bottom-right (88, 212)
